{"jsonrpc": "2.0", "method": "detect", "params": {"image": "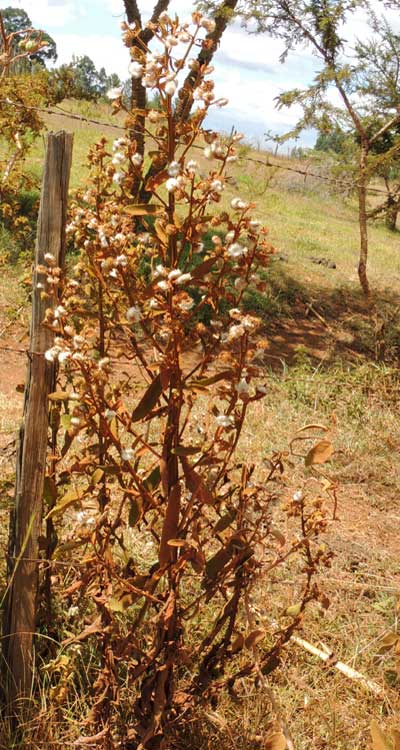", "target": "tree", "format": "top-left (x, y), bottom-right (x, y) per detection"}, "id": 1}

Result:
top-left (69, 54), bottom-right (103, 100)
top-left (0, 10), bottom-right (51, 249)
top-left (312, 19), bottom-right (400, 231)
top-left (98, 67), bottom-right (122, 97)
top-left (314, 124), bottom-right (348, 155)
top-left (354, 17), bottom-right (400, 231)
top-left (50, 57), bottom-right (122, 102)
top-left (120, 0), bottom-right (239, 197)
top-left (1, 6), bottom-right (57, 69)
top-left (358, 119), bottom-right (400, 231)
top-left (238, 0), bottom-right (400, 296)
